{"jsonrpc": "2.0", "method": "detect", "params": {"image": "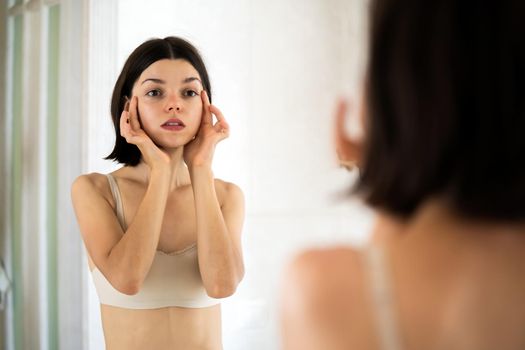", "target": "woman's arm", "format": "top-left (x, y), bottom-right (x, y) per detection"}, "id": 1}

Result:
top-left (190, 167), bottom-right (245, 298)
top-left (72, 96), bottom-right (172, 295)
top-left (183, 90), bottom-right (245, 298)
top-left (72, 168), bottom-right (170, 295)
